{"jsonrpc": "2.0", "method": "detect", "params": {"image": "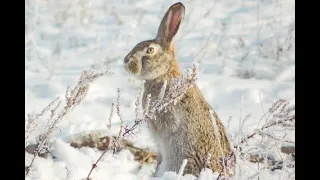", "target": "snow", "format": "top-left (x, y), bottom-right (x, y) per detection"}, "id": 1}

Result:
top-left (25, 0), bottom-right (295, 179)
